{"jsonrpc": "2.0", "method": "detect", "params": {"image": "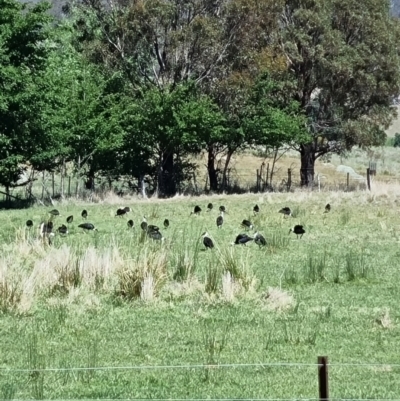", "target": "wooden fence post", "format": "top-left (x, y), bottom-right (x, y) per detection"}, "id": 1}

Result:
top-left (52, 172), bottom-right (55, 197)
top-left (366, 168), bottom-right (371, 191)
top-left (41, 171), bottom-right (45, 200)
top-left (256, 169), bottom-right (260, 192)
top-left (266, 163), bottom-right (270, 188)
top-left (68, 176), bottom-right (71, 197)
top-left (346, 172), bottom-right (349, 191)
top-left (287, 168), bottom-right (292, 192)
top-left (318, 356), bottom-right (329, 401)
